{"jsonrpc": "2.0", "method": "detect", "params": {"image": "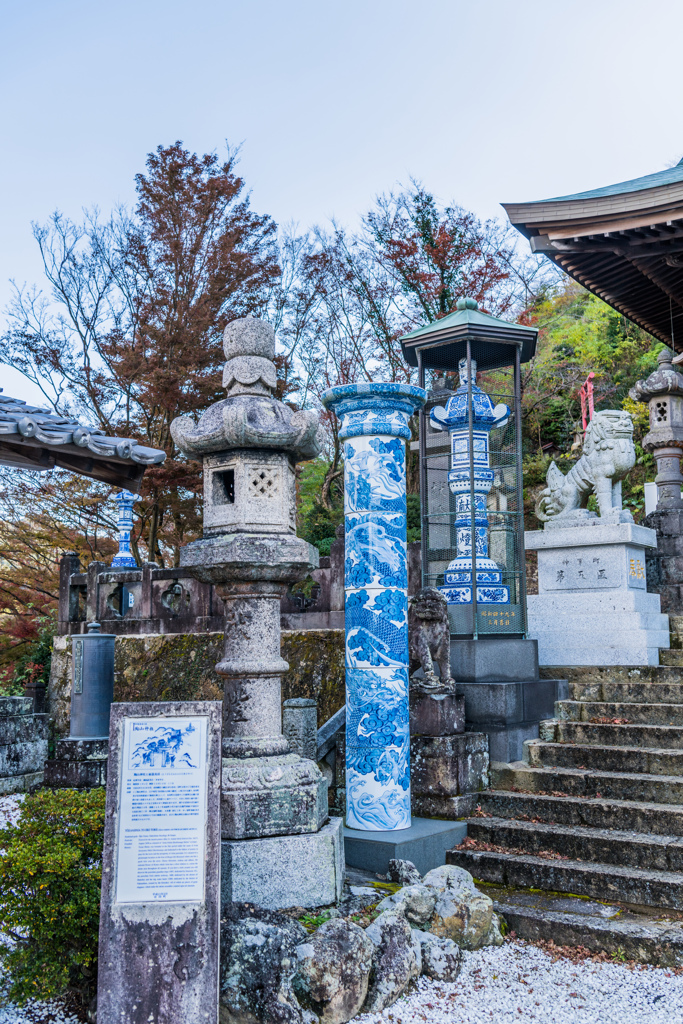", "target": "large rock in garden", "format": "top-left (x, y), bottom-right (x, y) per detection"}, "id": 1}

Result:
top-left (387, 858), bottom-right (422, 885)
top-left (294, 918), bottom-right (374, 1024)
top-left (375, 884), bottom-right (436, 927)
top-left (414, 931), bottom-right (462, 982)
top-left (362, 911), bottom-right (420, 1013)
top-left (422, 865), bottom-right (503, 950)
top-left (220, 903), bottom-right (308, 1024)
